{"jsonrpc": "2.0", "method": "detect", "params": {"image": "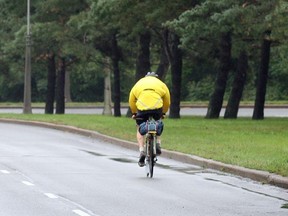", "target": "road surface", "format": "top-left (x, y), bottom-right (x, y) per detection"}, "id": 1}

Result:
top-left (0, 123), bottom-right (287, 216)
